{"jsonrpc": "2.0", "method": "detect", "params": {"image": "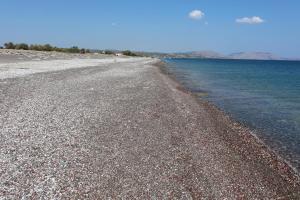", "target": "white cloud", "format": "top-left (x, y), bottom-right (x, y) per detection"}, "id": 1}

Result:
top-left (189, 10), bottom-right (205, 20)
top-left (236, 16), bottom-right (265, 24)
